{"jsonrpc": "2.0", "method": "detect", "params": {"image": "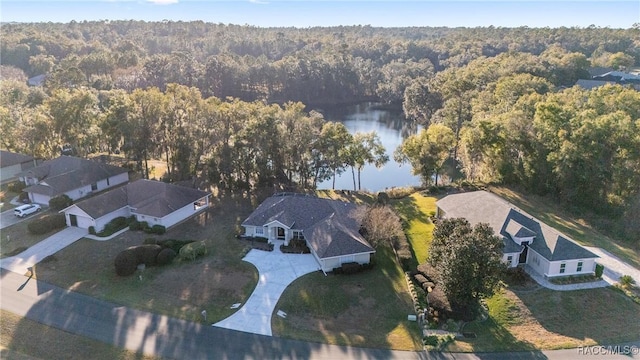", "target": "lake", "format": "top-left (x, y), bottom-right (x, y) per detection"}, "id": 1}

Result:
top-left (317, 102), bottom-right (422, 192)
